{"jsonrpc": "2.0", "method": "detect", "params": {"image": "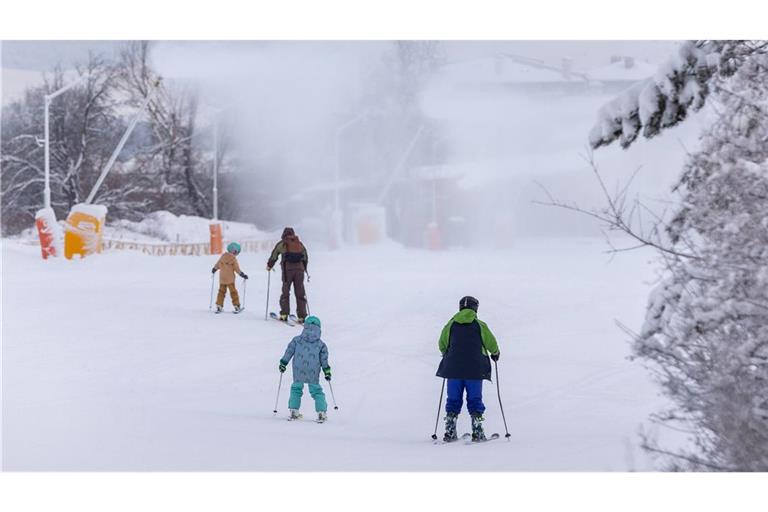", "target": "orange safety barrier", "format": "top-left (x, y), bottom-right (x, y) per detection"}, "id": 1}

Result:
top-left (209, 222), bottom-right (223, 254)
